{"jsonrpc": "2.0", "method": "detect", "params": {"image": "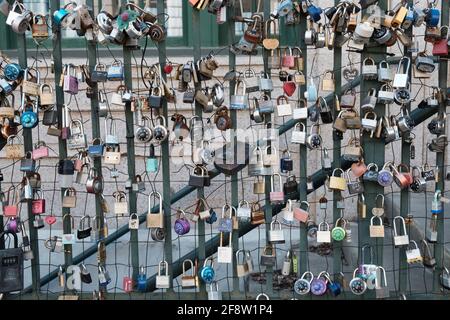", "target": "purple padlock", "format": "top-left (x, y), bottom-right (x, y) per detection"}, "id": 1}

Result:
top-left (310, 272), bottom-right (328, 296)
top-left (6, 218), bottom-right (20, 233)
top-left (174, 209), bottom-right (190, 235)
top-left (377, 162), bottom-right (394, 187)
